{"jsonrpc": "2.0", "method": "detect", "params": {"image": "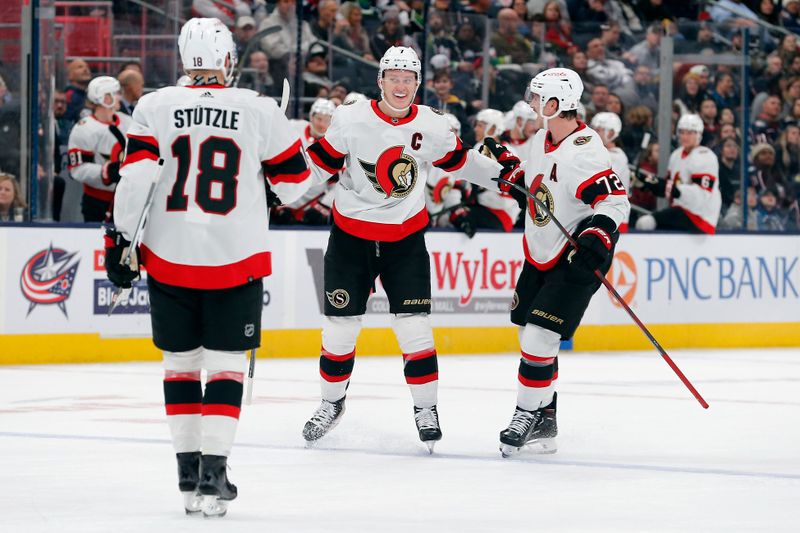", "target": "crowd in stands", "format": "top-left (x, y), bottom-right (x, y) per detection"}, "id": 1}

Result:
top-left (2, 0), bottom-right (800, 232)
